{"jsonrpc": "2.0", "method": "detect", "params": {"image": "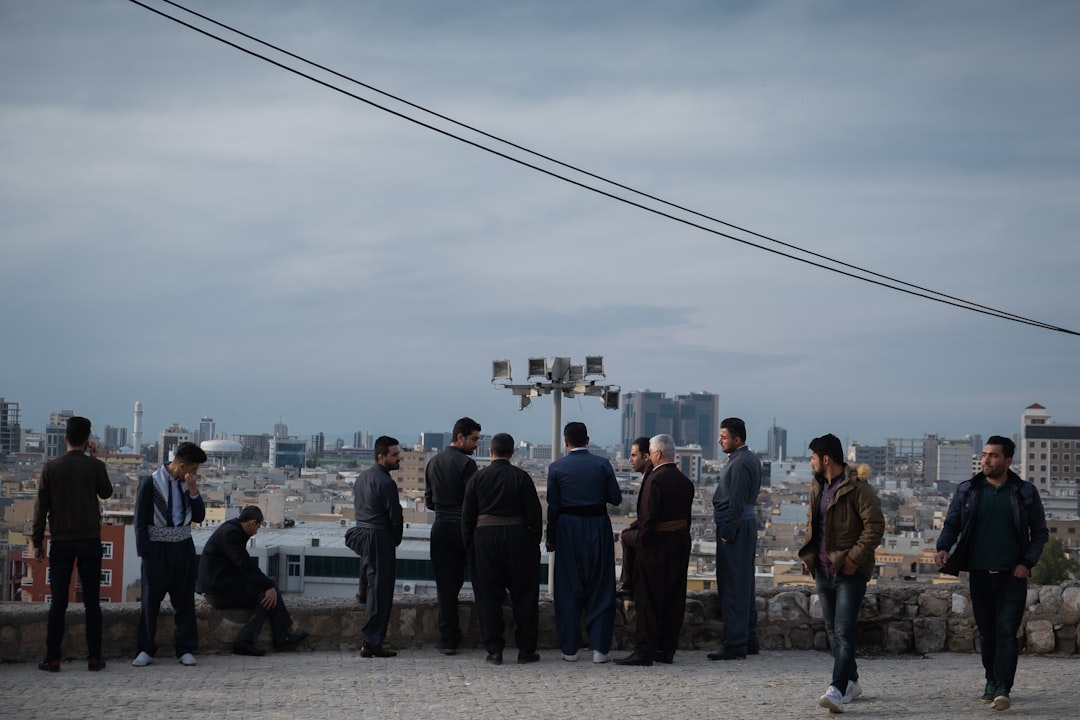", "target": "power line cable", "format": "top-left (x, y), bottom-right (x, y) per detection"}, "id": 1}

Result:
top-left (129, 0), bottom-right (1079, 336)
top-left (153, 0), bottom-right (1058, 332)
